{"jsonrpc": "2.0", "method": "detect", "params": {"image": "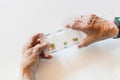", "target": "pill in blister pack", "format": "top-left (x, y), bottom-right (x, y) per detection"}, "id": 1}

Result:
top-left (45, 28), bottom-right (85, 53)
